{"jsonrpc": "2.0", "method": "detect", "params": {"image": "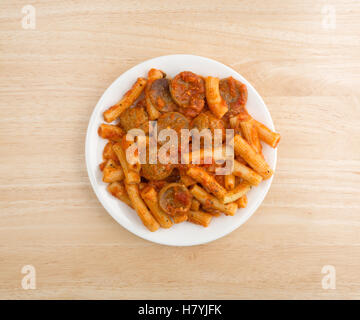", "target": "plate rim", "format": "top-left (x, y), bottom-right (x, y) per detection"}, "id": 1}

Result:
top-left (85, 54), bottom-right (277, 246)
